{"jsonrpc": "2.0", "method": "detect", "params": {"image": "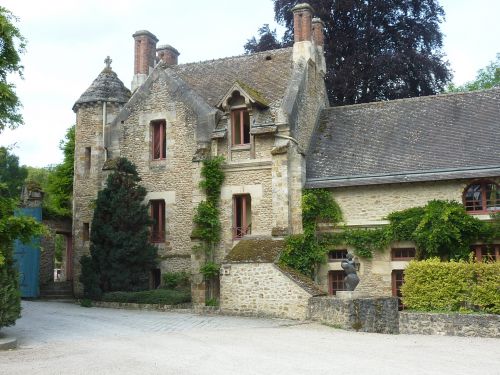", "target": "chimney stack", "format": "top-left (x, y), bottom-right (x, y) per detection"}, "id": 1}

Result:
top-left (156, 45), bottom-right (180, 66)
top-left (132, 30), bottom-right (158, 91)
top-left (291, 3), bottom-right (314, 43)
top-left (312, 18), bottom-right (325, 48)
